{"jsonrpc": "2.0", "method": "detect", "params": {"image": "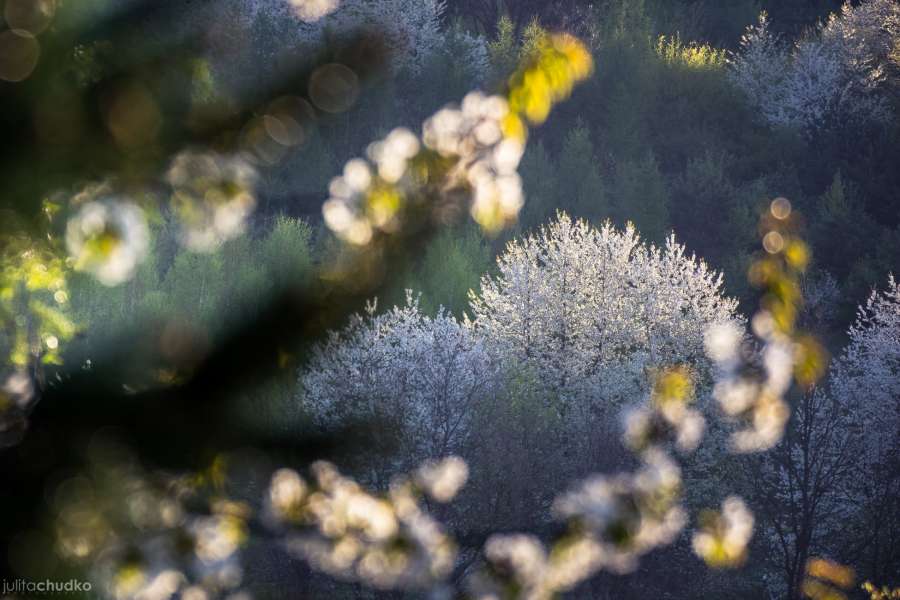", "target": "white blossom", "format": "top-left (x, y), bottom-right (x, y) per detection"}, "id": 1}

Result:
top-left (165, 150), bottom-right (258, 252)
top-left (273, 461), bottom-right (457, 590)
top-left (692, 496), bottom-right (755, 567)
top-left (66, 198), bottom-right (150, 286)
top-left (730, 2), bottom-right (896, 135)
top-left (289, 0), bottom-right (339, 22)
top-left (300, 294), bottom-right (496, 464)
top-left (831, 276), bottom-right (900, 451)
top-left (553, 450), bottom-right (687, 573)
top-left (468, 213), bottom-right (740, 420)
top-left (415, 456), bottom-right (469, 503)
